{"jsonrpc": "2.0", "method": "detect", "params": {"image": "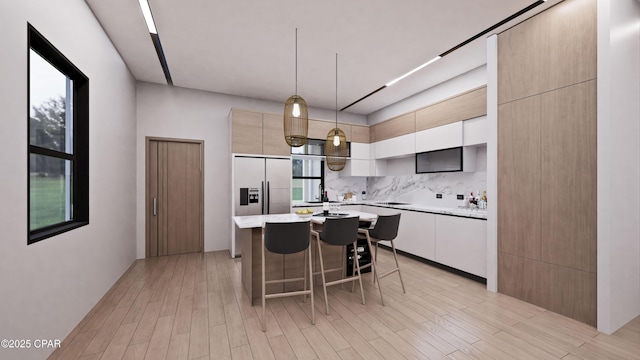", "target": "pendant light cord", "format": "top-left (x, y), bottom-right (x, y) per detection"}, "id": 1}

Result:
top-left (335, 53), bottom-right (338, 131)
top-left (295, 28), bottom-right (298, 95)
